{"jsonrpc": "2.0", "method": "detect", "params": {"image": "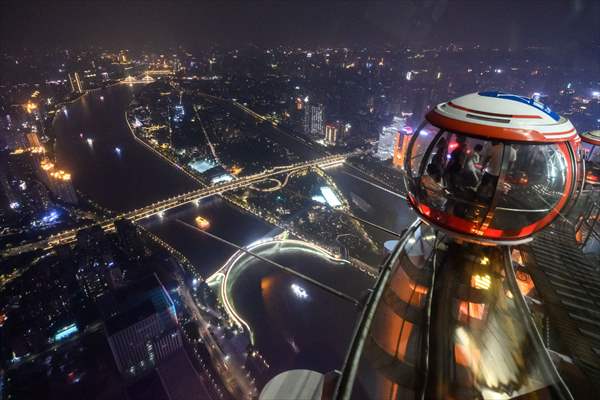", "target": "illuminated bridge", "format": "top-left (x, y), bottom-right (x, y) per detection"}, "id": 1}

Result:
top-left (121, 74), bottom-right (156, 84)
top-left (2, 154), bottom-right (348, 257)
